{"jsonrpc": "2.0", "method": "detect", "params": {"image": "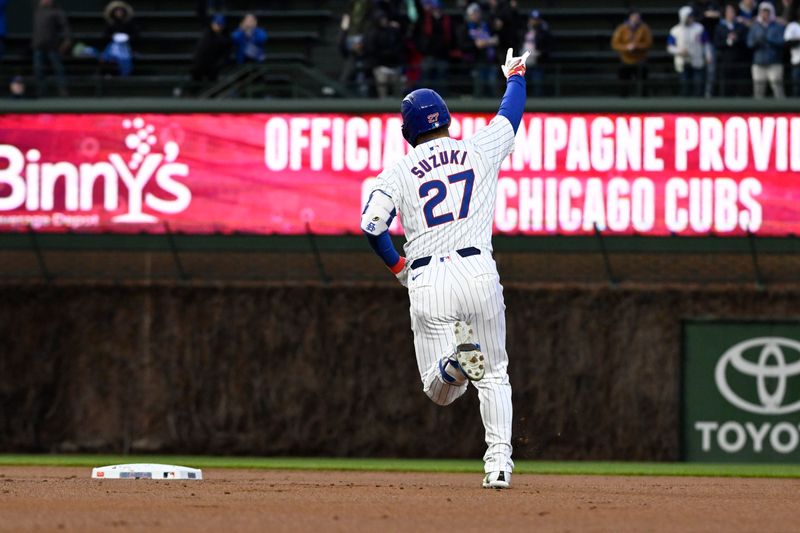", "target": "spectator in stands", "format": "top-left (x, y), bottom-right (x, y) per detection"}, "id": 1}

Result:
top-left (32, 0), bottom-right (71, 97)
top-left (461, 2), bottom-right (499, 97)
top-left (715, 2), bottom-right (751, 95)
top-left (784, 4), bottom-right (800, 95)
top-left (101, 1), bottom-right (138, 77)
top-left (0, 0), bottom-right (7, 63)
top-left (338, 17), bottom-right (370, 97)
top-left (104, 1), bottom-right (137, 41)
top-left (416, 0), bottom-right (454, 95)
top-left (9, 75), bottom-right (26, 99)
top-left (489, 0), bottom-right (524, 58)
top-left (694, 2), bottom-right (722, 96)
top-left (231, 14), bottom-right (267, 64)
top-left (611, 9), bottom-right (653, 97)
top-left (695, 3), bottom-right (724, 36)
top-left (668, 6), bottom-right (712, 97)
top-left (521, 10), bottom-right (551, 97)
top-left (191, 14), bottom-right (230, 82)
top-left (748, 1), bottom-right (785, 97)
top-left (366, 10), bottom-right (406, 98)
top-left (338, 0), bottom-right (375, 96)
top-left (737, 0), bottom-right (759, 25)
